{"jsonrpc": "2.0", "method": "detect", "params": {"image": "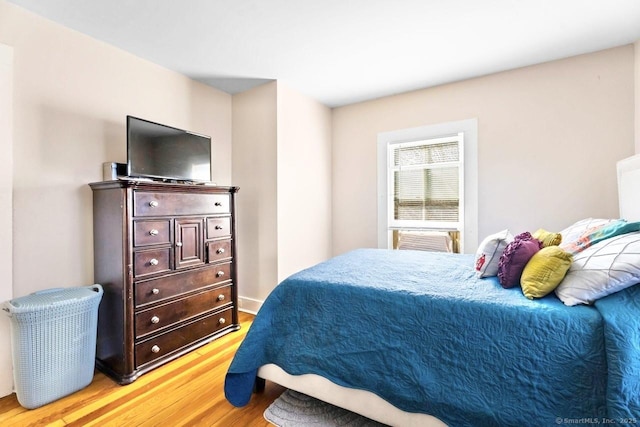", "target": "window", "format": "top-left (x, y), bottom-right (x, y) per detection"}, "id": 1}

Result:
top-left (388, 134), bottom-right (463, 252)
top-left (377, 119), bottom-right (478, 253)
